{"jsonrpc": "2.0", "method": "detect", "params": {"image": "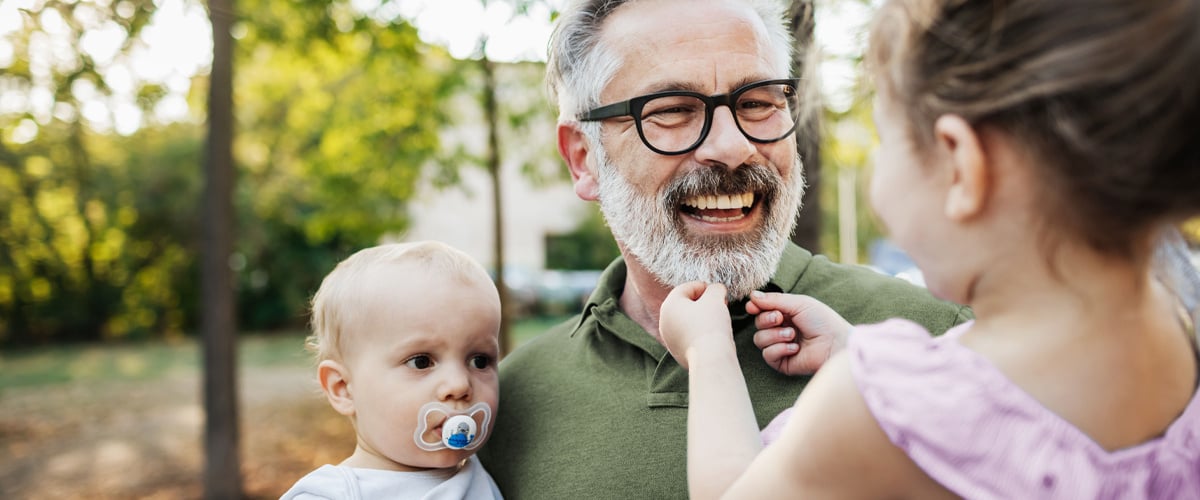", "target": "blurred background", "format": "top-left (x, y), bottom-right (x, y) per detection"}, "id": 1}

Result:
top-left (2, 0), bottom-right (1198, 498)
